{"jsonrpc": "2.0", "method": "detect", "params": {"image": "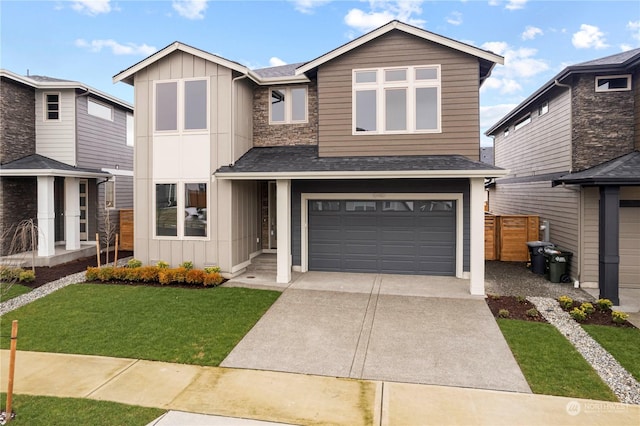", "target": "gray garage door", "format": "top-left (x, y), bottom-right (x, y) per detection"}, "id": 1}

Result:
top-left (308, 200), bottom-right (456, 275)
